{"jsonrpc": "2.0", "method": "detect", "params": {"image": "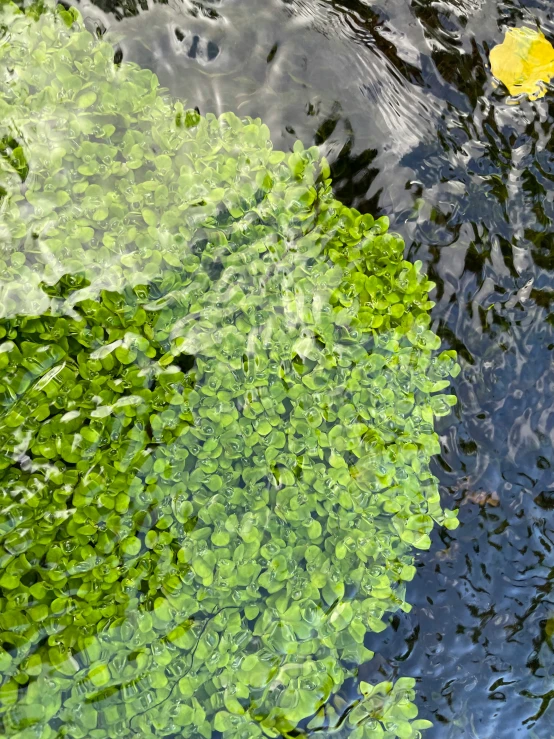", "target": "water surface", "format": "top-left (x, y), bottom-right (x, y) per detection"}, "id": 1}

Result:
top-left (5, 0), bottom-right (554, 735)
top-left (69, 0), bottom-right (554, 736)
